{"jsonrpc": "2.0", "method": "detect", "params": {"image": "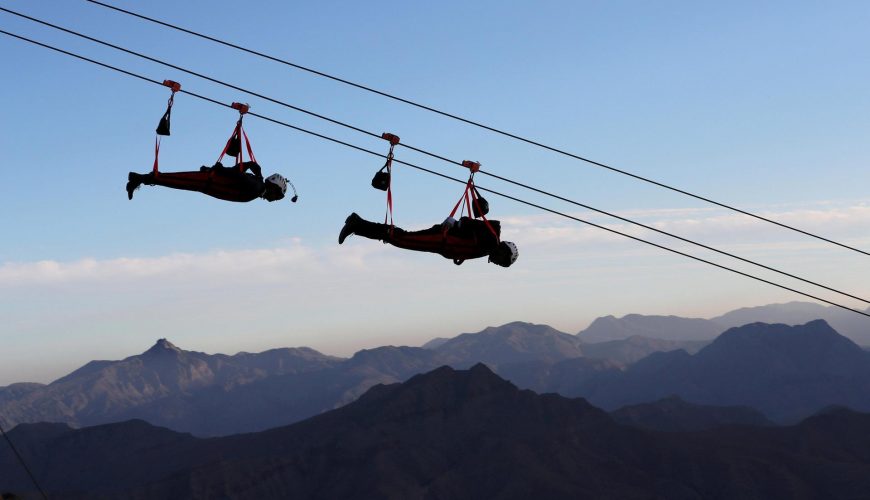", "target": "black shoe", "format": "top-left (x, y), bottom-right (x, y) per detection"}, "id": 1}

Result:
top-left (126, 172), bottom-right (141, 200)
top-left (338, 213), bottom-right (361, 244)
